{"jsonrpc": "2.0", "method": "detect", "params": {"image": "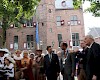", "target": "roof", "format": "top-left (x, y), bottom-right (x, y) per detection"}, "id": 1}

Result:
top-left (88, 27), bottom-right (100, 38)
